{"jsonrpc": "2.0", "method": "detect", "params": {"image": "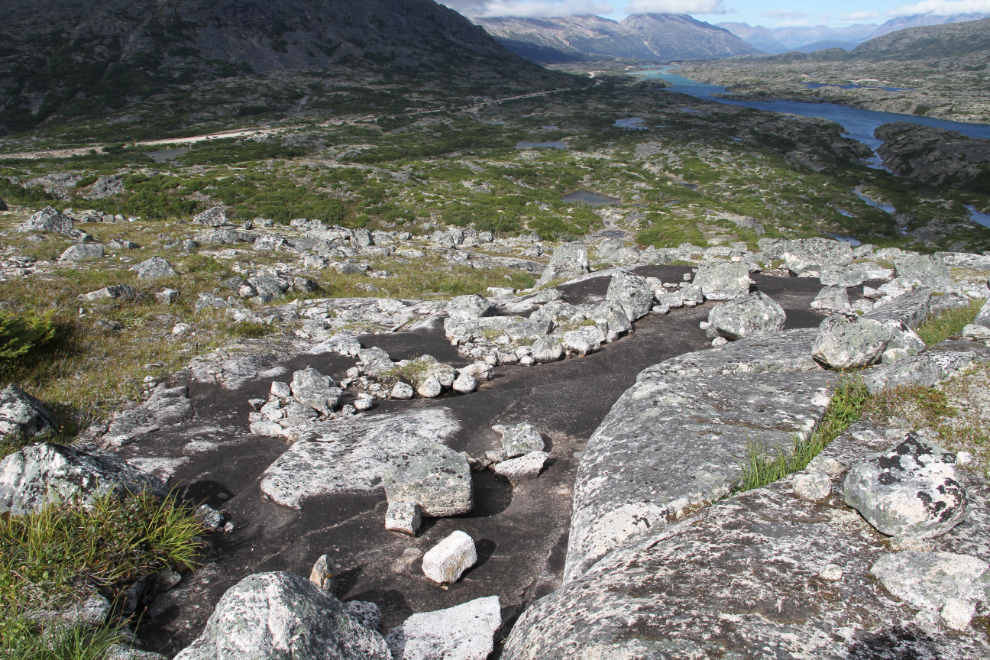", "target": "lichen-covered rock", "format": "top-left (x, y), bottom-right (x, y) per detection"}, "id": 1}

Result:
top-left (422, 531), bottom-right (477, 584)
top-left (447, 294), bottom-right (495, 321)
top-left (844, 434), bottom-right (967, 539)
top-left (385, 501), bottom-right (421, 536)
top-left (78, 285), bottom-right (140, 302)
top-left (451, 372), bottom-right (477, 394)
top-left (102, 384), bottom-right (193, 447)
top-left (193, 206), bottom-right (227, 227)
top-left (871, 551), bottom-right (989, 611)
top-left (18, 206), bottom-right (81, 237)
top-left (820, 264), bottom-right (867, 288)
top-left (793, 471), bottom-right (831, 501)
top-left (894, 253), bottom-right (951, 286)
top-left (693, 261), bottom-right (751, 300)
top-left (0, 385), bottom-right (56, 441)
top-left (382, 441), bottom-right (472, 517)
top-left (290, 367), bottom-right (341, 416)
top-left (493, 451), bottom-right (548, 482)
top-left (864, 287), bottom-right (931, 329)
top-left (0, 443), bottom-right (166, 515)
top-left (975, 298), bottom-right (990, 329)
top-left (812, 315), bottom-right (890, 368)
top-left (134, 257), bottom-right (178, 280)
top-left (605, 271), bottom-right (653, 322)
top-left (494, 422), bottom-right (544, 457)
top-left (173, 572), bottom-right (390, 660)
top-left (561, 326), bottom-right (604, 355)
top-left (385, 596), bottom-right (501, 660)
top-left (706, 291), bottom-right (786, 341)
top-left (863, 339), bottom-right (990, 394)
top-left (809, 285), bottom-right (850, 313)
top-left (530, 336), bottom-right (563, 363)
top-left (536, 242), bottom-right (589, 287)
top-left (60, 243), bottom-right (104, 261)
